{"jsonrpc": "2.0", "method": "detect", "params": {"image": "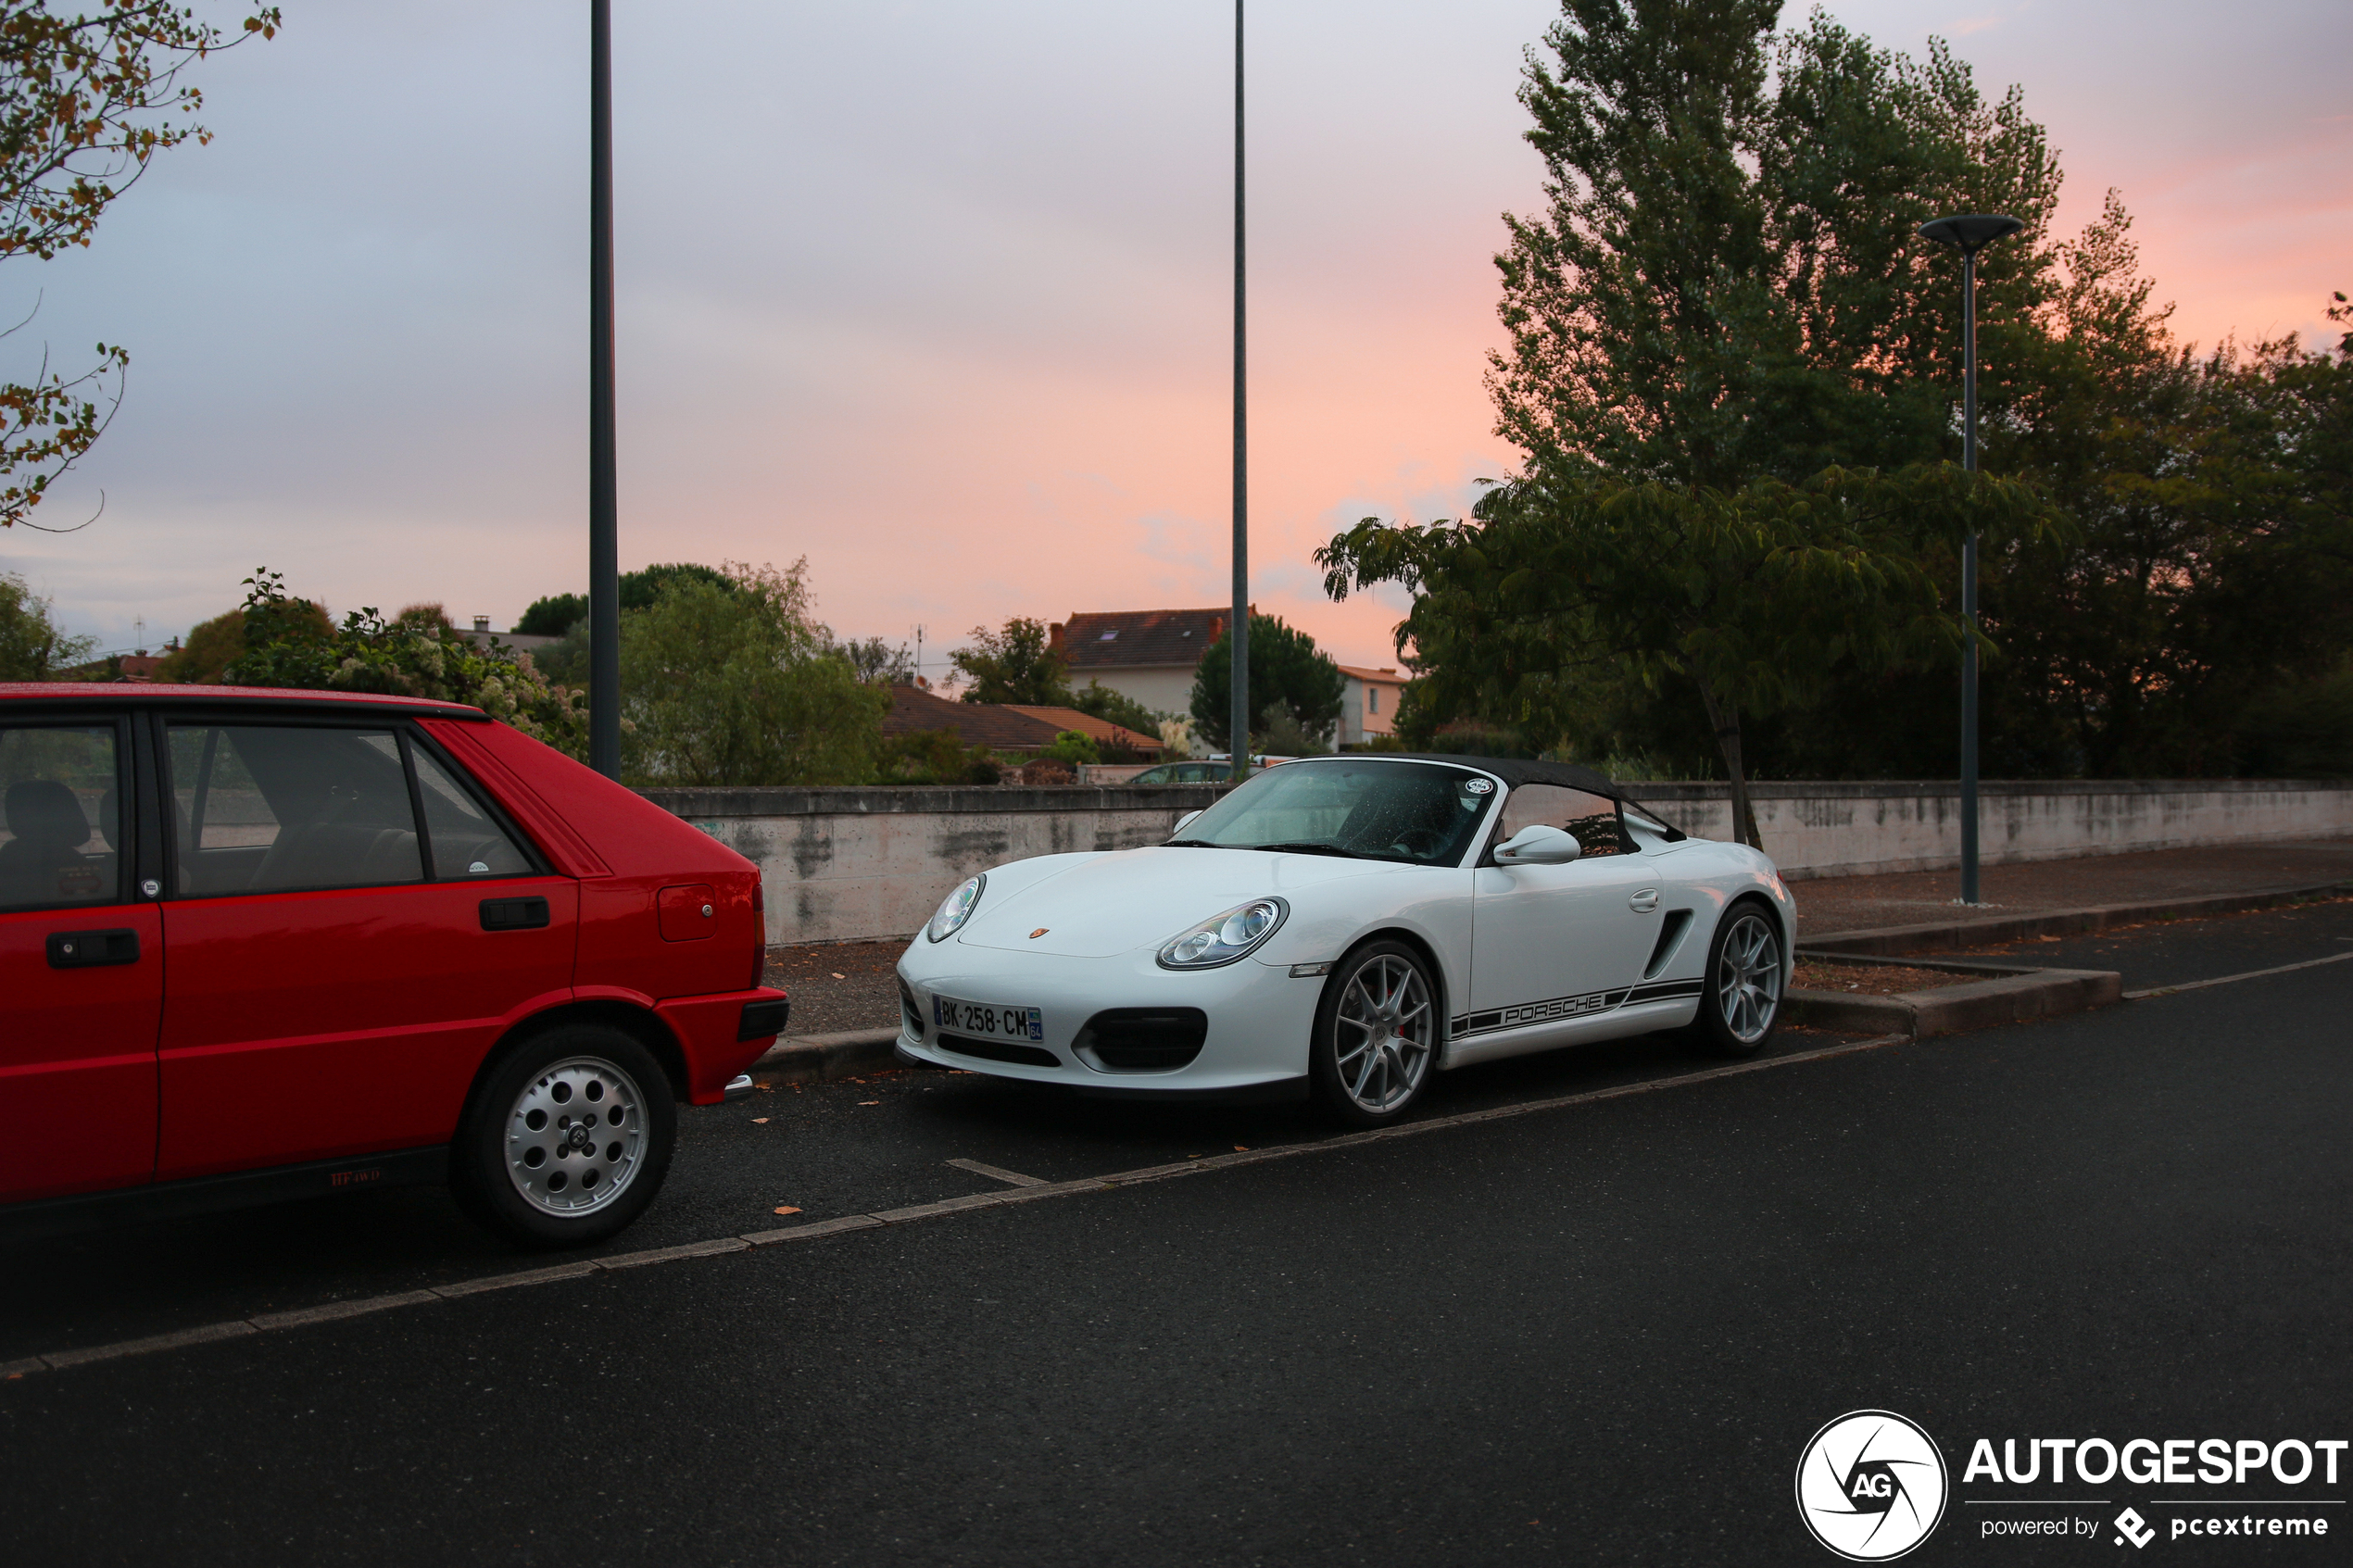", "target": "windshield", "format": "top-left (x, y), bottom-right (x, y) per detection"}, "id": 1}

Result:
top-left (1167, 759), bottom-right (1496, 865)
